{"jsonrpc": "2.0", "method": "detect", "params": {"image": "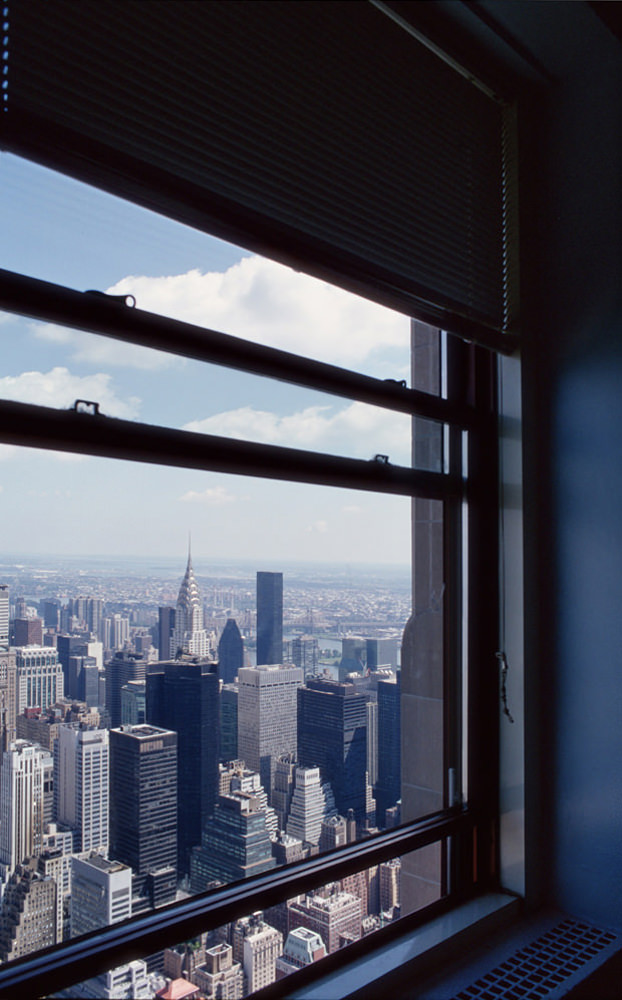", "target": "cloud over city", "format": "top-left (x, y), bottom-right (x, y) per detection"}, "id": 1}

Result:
top-left (183, 401), bottom-right (410, 464)
top-left (0, 367), bottom-right (140, 420)
top-left (106, 255), bottom-right (408, 369)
